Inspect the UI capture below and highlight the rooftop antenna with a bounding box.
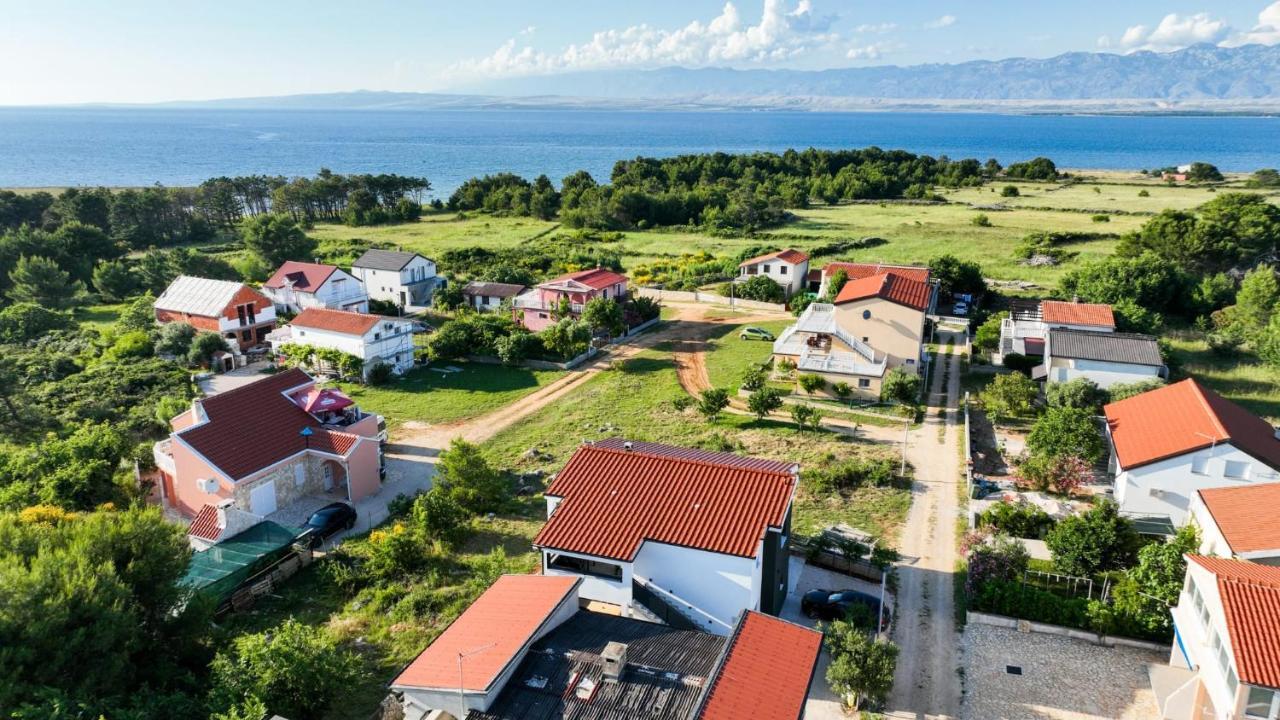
[458,643,497,720]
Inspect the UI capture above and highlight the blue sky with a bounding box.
[2,1,1279,105]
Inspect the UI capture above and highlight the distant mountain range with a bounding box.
[108,44,1280,114]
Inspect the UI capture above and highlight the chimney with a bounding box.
[215,498,234,530]
[191,398,207,423]
[623,441,633,451]
[601,642,628,683]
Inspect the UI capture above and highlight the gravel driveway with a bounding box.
[960,623,1164,720]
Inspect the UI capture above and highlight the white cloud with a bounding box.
[1223,1,1280,47]
[1104,11,1231,52]
[854,22,896,34]
[846,41,894,60]
[450,0,839,78]
[519,26,537,36]
[924,15,956,30]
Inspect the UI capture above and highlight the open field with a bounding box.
[942,180,1278,214]
[309,213,558,256]
[701,319,791,391]
[1164,331,1280,422]
[332,362,566,431]
[73,301,128,331]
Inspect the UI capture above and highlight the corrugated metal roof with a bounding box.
[535,443,796,561]
[462,281,526,298]
[393,575,580,692]
[1187,556,1280,689]
[1041,300,1116,328]
[1104,379,1280,471]
[1199,483,1280,554]
[155,275,252,317]
[697,611,822,720]
[1047,329,1162,366]
[352,249,424,271]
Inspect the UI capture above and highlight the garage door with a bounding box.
[249,480,277,515]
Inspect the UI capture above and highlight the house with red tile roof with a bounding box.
[535,439,798,634]
[513,267,629,332]
[262,260,368,314]
[270,307,418,379]
[994,298,1116,365]
[154,275,277,353]
[1191,483,1280,564]
[1103,379,1280,529]
[152,368,382,521]
[815,261,930,295]
[1161,556,1280,719]
[737,248,810,298]
[391,574,821,720]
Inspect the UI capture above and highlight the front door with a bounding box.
[249,480,277,515]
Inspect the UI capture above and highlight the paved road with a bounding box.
[884,332,965,720]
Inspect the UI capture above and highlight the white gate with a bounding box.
[249,480,277,515]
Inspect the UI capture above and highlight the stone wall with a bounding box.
[233,453,346,512]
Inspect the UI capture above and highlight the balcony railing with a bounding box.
[632,578,731,634]
[153,440,176,475]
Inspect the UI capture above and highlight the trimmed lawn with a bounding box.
[1164,331,1280,422]
[333,362,566,430]
[702,319,791,392]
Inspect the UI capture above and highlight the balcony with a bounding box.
[512,294,585,314]
[153,439,176,476]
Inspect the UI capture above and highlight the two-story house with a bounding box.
[813,261,930,297]
[154,275,277,352]
[1190,483,1280,565]
[535,439,797,635]
[274,307,417,379]
[391,574,822,720]
[512,267,628,332]
[1104,379,1280,528]
[262,260,368,314]
[151,369,382,520]
[1161,556,1280,720]
[994,299,1116,365]
[1036,329,1164,389]
[736,248,810,299]
[770,301,888,399]
[461,281,526,312]
[351,249,443,310]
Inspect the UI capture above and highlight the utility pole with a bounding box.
[457,643,496,720]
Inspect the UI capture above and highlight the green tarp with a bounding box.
[181,521,301,603]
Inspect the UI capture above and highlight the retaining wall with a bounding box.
[967,610,1171,653]
[635,287,786,312]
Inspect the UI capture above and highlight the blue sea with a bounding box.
[0,108,1276,196]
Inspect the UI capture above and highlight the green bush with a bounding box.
[1001,185,1020,197]
[798,373,826,395]
[972,579,1091,627]
[978,501,1056,538]
[366,362,395,385]
[804,457,896,494]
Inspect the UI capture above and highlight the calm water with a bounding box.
[0,108,1276,195]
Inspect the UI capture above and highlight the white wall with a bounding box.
[289,317,416,377]
[1190,493,1236,560]
[541,548,632,608]
[1046,357,1161,389]
[632,540,757,631]
[741,258,808,297]
[1115,443,1280,525]
[1170,561,1244,719]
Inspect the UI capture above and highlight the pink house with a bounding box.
[512,267,628,332]
[152,368,383,525]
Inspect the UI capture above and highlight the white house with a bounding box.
[460,281,525,312]
[736,248,810,299]
[1104,379,1280,529]
[995,299,1116,364]
[534,439,797,635]
[1191,483,1280,565]
[261,261,368,314]
[1036,328,1164,389]
[350,249,442,309]
[276,307,417,379]
[1160,555,1280,720]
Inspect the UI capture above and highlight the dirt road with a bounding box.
[884,332,964,720]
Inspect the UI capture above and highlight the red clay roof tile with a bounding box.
[833,272,932,311]
[1104,379,1280,471]
[535,442,797,561]
[1041,300,1116,328]
[188,504,222,542]
[698,611,822,720]
[291,307,384,335]
[263,261,338,291]
[393,574,580,692]
[739,248,810,267]
[543,267,629,291]
[1198,483,1280,555]
[1187,556,1280,689]
[821,262,930,283]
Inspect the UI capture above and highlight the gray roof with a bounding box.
[462,281,526,298]
[352,249,426,271]
[155,275,251,316]
[1048,329,1163,366]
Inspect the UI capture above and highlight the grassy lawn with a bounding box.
[1164,331,1280,422]
[702,320,791,392]
[333,362,566,430]
[309,213,559,259]
[73,301,128,331]
[941,180,1275,214]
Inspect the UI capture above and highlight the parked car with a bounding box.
[801,588,885,628]
[299,502,357,548]
[953,303,969,316]
[971,477,1001,499]
[740,326,776,341]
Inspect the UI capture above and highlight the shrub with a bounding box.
[1091,214,1111,223]
[1001,352,1039,374]
[364,522,429,579]
[978,500,1056,538]
[798,373,826,395]
[880,367,920,406]
[1107,378,1164,401]
[1015,453,1092,495]
[698,387,730,421]
[436,438,508,513]
[972,578,1090,627]
[495,332,542,366]
[824,621,898,711]
[410,488,471,545]
[790,403,823,431]
[982,372,1037,423]
[741,366,767,391]
[971,213,992,227]
[746,386,783,420]
[1138,189,1151,197]
[1027,406,1105,463]
[735,275,786,304]
[187,331,228,367]
[804,457,896,494]
[966,534,1030,594]
[1000,185,1020,197]
[0,302,73,342]
[832,381,852,400]
[1045,500,1139,576]
[1045,377,1105,412]
[366,362,395,385]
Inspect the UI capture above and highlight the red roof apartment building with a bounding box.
[154,275,277,352]
[391,574,821,720]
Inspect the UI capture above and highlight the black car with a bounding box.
[300,502,357,548]
[801,589,885,628]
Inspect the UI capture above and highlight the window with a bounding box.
[236,305,247,325]
[779,266,788,275]
[858,378,871,388]
[905,359,916,366]
[1246,686,1278,719]
[1225,460,1250,479]
[548,553,622,580]
[862,336,869,342]
[241,329,251,342]
[374,332,381,340]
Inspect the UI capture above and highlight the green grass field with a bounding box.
[331,362,566,430]
[1164,332,1280,422]
[942,180,1277,214]
[702,319,791,392]
[309,213,558,257]
[73,301,128,331]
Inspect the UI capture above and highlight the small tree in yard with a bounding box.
[1104,524,1199,638]
[1027,406,1106,464]
[698,387,730,421]
[880,367,920,406]
[824,620,898,711]
[1045,500,1139,577]
[982,372,1037,424]
[965,534,1031,593]
[1045,377,1106,412]
[1015,453,1092,495]
[188,331,229,367]
[790,403,823,431]
[798,373,826,395]
[582,296,625,337]
[747,386,783,420]
[832,381,852,401]
[436,438,508,513]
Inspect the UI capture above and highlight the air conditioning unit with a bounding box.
[196,477,219,494]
